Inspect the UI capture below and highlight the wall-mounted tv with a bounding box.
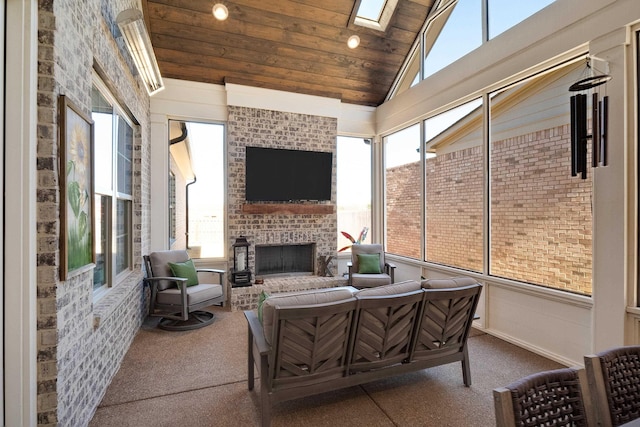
[245,146,333,202]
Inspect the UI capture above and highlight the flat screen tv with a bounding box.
[245,146,333,202]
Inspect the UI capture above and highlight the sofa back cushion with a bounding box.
[421,276,479,289]
[262,287,355,344]
[355,280,421,297]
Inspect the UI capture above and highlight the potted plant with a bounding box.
[338,226,369,252]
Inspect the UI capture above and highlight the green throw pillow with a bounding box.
[168,259,199,288]
[257,290,270,323]
[357,253,381,274]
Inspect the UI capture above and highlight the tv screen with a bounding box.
[245,147,333,202]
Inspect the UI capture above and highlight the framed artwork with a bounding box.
[59,95,95,280]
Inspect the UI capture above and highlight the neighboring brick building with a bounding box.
[385,161,422,260]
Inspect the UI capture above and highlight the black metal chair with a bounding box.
[143,250,225,331]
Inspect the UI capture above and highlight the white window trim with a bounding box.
[92,73,136,297]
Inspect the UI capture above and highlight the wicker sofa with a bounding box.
[244,277,483,426]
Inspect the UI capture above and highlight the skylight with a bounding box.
[352,0,398,32]
[356,0,387,23]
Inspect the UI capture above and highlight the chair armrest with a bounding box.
[144,276,188,287]
[196,268,225,274]
[196,268,225,286]
[384,262,396,283]
[244,310,270,356]
[347,262,353,285]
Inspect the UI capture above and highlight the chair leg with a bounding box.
[462,346,471,386]
[248,326,255,391]
[260,355,270,427]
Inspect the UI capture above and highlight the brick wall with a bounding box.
[425,146,483,271]
[226,106,338,303]
[385,123,592,295]
[385,162,422,259]
[37,0,150,425]
[491,124,592,294]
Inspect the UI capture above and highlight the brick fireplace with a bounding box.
[226,105,343,309]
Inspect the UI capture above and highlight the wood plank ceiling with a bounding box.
[141,0,435,106]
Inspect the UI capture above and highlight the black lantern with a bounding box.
[231,236,252,287]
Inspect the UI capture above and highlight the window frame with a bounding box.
[336,135,373,253]
[92,74,136,296]
[387,0,557,101]
[382,123,423,260]
[382,56,594,297]
[167,119,227,259]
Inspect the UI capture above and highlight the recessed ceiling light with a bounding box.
[212,3,229,21]
[347,35,360,49]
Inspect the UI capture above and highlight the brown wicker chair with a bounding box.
[493,367,594,427]
[584,345,640,426]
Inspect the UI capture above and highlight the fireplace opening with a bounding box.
[255,243,315,276]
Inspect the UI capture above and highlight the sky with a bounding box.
[424,0,555,78]
[337,136,372,206]
[185,122,225,215]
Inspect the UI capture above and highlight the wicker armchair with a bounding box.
[493,367,594,427]
[584,345,640,426]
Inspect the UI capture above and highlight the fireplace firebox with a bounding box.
[255,243,315,276]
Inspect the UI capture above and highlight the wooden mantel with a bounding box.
[241,203,335,215]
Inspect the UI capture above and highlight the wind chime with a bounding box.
[569,57,611,179]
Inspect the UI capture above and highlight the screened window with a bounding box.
[488,0,555,39]
[383,55,594,296]
[92,78,135,292]
[388,0,557,98]
[424,99,483,271]
[424,0,482,80]
[168,120,225,258]
[489,61,592,295]
[337,136,372,252]
[384,124,421,259]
